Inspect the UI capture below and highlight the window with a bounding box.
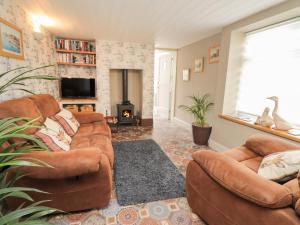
[236,18,300,126]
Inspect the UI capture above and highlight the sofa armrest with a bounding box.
[73,112,104,124]
[13,147,104,179]
[245,135,300,156]
[192,150,292,208]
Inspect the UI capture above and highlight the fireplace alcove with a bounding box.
[110,69,143,123]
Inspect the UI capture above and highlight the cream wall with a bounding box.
[0,0,59,102]
[175,34,221,124]
[175,0,300,149]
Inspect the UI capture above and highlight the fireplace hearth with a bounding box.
[117,69,136,124]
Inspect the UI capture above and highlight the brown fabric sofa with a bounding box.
[186,135,300,225]
[0,94,113,212]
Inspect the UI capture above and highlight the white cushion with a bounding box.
[258,150,300,182]
[52,108,80,136]
[35,118,72,151]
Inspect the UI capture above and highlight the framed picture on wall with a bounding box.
[209,45,220,64]
[0,17,24,60]
[182,69,190,81]
[195,57,204,73]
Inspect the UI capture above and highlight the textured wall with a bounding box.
[96,40,154,118]
[57,65,96,79]
[0,0,59,102]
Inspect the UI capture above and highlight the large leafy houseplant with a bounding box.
[0,66,58,224]
[179,94,214,145]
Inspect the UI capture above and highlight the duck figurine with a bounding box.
[267,96,293,131]
[255,107,274,127]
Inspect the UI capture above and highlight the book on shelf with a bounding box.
[57,53,96,65]
[55,38,95,52]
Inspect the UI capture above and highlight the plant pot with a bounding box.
[192,124,212,145]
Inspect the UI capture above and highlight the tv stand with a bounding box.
[60,98,98,113]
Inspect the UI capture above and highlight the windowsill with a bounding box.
[219,114,300,143]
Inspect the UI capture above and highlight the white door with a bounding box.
[156,54,172,119]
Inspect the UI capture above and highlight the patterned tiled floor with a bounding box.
[48,119,208,225]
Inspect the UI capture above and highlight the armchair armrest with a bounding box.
[192,150,292,208]
[13,147,104,179]
[245,135,300,156]
[73,112,104,124]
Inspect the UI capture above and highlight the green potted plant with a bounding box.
[0,66,58,224]
[179,94,214,145]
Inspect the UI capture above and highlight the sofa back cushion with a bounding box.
[0,97,44,135]
[245,135,300,156]
[29,94,60,118]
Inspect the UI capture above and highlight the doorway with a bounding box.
[154,49,177,120]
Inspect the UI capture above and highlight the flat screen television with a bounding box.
[61,78,96,98]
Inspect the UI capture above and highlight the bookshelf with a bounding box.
[56,38,97,112]
[55,38,96,66]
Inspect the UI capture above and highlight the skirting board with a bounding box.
[173,117,191,131]
[173,117,229,152]
[141,118,153,126]
[208,139,228,152]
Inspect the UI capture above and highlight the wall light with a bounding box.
[31,15,55,33]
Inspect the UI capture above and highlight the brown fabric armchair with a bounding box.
[1,94,113,212]
[186,135,300,225]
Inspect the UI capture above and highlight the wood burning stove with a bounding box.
[117,69,136,124]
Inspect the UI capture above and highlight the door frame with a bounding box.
[155,48,177,120]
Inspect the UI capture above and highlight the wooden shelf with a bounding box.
[60,98,98,103]
[57,62,96,67]
[219,114,300,143]
[56,49,96,55]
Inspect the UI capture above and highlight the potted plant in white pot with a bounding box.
[179,94,214,145]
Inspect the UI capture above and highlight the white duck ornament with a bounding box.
[255,107,274,127]
[267,96,293,131]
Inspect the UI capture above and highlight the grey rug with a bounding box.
[113,139,185,206]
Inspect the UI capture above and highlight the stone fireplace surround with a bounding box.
[96,40,154,121]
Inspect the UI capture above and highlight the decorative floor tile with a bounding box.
[147,202,170,220]
[117,207,139,225]
[48,119,207,225]
[138,209,149,218]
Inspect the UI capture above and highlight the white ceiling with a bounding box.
[20,0,285,48]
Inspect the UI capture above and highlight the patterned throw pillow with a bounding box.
[35,118,72,152]
[52,108,80,136]
[258,150,300,182]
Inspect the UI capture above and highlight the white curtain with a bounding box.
[237,18,300,125]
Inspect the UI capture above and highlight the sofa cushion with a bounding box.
[224,146,259,162]
[36,118,71,152]
[258,150,300,182]
[73,112,104,124]
[71,134,113,167]
[245,135,300,156]
[0,97,44,135]
[13,147,104,179]
[192,150,293,208]
[240,156,263,172]
[52,109,80,136]
[29,94,60,118]
[75,122,111,139]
